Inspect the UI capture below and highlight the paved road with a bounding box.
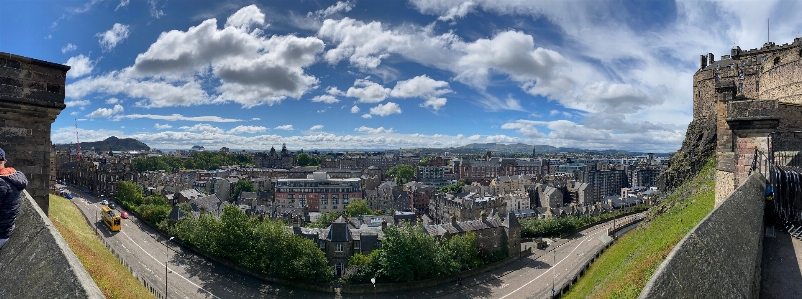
[61,184,643,299]
[62,185,328,299]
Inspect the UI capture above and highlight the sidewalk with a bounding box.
[761,227,802,299]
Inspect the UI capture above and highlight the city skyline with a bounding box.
[4,0,801,152]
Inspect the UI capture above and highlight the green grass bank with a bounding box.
[563,156,716,299]
[48,195,155,299]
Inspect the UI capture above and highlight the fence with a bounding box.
[763,132,802,229]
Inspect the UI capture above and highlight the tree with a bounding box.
[439,184,462,194]
[346,199,373,217]
[231,179,255,202]
[377,224,445,282]
[116,181,144,208]
[296,152,313,166]
[386,164,415,185]
[307,211,340,228]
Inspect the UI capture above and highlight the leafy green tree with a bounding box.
[116,181,144,208]
[346,199,373,217]
[439,184,462,194]
[377,224,445,282]
[386,164,415,185]
[231,179,255,202]
[307,211,341,228]
[296,152,313,166]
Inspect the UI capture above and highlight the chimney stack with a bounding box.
[700,55,708,69]
[480,210,487,221]
[708,53,715,64]
[450,214,457,225]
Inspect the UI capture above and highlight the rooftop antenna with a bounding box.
[767,18,770,43]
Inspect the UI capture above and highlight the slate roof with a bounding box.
[327,222,352,242]
[189,194,222,217]
[167,205,184,221]
[423,217,505,237]
[359,234,380,252]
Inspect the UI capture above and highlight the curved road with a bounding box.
[63,184,644,299]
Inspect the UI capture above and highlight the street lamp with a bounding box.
[371,277,376,299]
[166,236,174,298]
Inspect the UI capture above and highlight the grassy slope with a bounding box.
[563,156,715,299]
[49,195,155,299]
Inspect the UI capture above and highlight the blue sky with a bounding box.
[3,0,802,152]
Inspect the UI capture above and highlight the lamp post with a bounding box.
[166,236,174,298]
[371,277,376,299]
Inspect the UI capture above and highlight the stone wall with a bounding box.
[0,190,104,298]
[639,172,765,299]
[0,52,69,214]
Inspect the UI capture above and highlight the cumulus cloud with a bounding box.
[225,4,266,31]
[118,114,242,122]
[421,97,447,110]
[70,111,79,116]
[61,43,77,53]
[361,113,372,118]
[346,79,391,103]
[390,75,451,98]
[368,102,402,116]
[326,86,345,96]
[308,1,355,18]
[179,123,224,134]
[311,95,340,103]
[65,100,90,107]
[87,104,124,118]
[275,124,294,130]
[351,105,360,113]
[437,1,474,22]
[154,123,172,129]
[106,98,121,104]
[355,126,394,134]
[229,125,268,134]
[65,54,95,78]
[309,125,324,130]
[96,23,130,52]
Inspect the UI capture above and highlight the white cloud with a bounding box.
[61,43,77,53]
[351,105,360,113]
[115,0,129,11]
[346,79,390,103]
[390,75,451,98]
[67,70,213,108]
[308,1,355,18]
[275,124,294,130]
[96,23,130,52]
[467,134,481,141]
[309,125,324,130]
[179,123,224,134]
[154,123,172,129]
[118,114,242,122]
[368,102,402,117]
[148,0,165,19]
[229,125,268,134]
[225,4,265,31]
[105,98,120,104]
[437,1,474,22]
[87,104,124,118]
[355,126,394,134]
[251,117,261,121]
[326,86,345,96]
[500,120,546,138]
[311,95,340,103]
[65,100,90,107]
[361,113,372,118]
[421,97,447,111]
[65,54,95,78]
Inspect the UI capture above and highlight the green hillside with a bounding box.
[563,155,716,299]
[55,136,150,152]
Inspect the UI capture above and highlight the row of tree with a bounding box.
[115,181,172,227]
[518,205,649,238]
[132,151,254,172]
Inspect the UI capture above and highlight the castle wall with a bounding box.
[0,52,69,213]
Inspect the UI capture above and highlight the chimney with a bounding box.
[480,210,487,221]
[708,53,715,64]
[450,214,457,225]
[700,55,708,69]
[293,215,299,228]
[381,218,387,230]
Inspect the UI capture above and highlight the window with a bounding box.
[288,194,294,199]
[321,194,327,199]
[319,241,325,250]
[343,194,349,199]
[774,57,781,65]
[756,81,760,92]
[332,198,339,205]
[354,241,360,251]
[333,205,338,210]
[322,199,328,205]
[738,83,743,93]
[336,243,344,252]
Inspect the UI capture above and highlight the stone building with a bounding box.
[428,191,507,224]
[1,52,70,213]
[694,38,802,204]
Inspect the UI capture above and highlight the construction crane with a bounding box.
[75,118,82,160]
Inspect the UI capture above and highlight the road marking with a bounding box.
[499,222,604,299]
[120,230,221,298]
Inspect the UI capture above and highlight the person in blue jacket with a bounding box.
[0,148,28,249]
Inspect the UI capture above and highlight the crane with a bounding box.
[75,118,82,160]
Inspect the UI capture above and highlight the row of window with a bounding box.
[277,188,358,193]
[286,194,349,200]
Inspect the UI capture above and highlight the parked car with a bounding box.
[120,211,129,219]
[101,199,109,206]
[66,193,73,200]
[109,202,116,210]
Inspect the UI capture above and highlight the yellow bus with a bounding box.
[101,206,122,232]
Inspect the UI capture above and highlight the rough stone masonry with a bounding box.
[0,52,70,214]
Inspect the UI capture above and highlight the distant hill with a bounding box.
[55,136,150,152]
[449,143,667,157]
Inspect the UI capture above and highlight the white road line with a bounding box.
[120,230,221,299]
[499,224,604,299]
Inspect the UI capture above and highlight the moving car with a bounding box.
[120,211,129,219]
[101,199,109,205]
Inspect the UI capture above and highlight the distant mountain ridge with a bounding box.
[54,136,150,152]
